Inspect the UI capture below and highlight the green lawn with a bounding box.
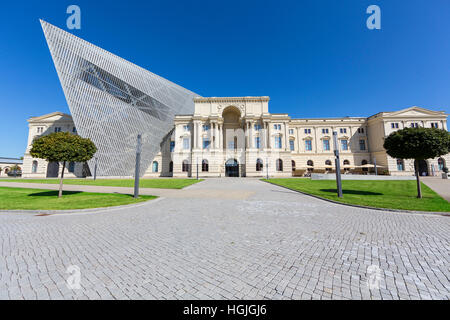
[263,178,450,212]
[0,187,156,210]
[0,178,202,189]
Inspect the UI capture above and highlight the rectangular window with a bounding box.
[359,139,366,151]
[431,122,439,128]
[305,140,312,151]
[54,127,61,133]
[341,140,348,151]
[170,141,175,152]
[391,123,399,129]
[72,127,77,133]
[410,123,419,128]
[228,140,235,150]
[274,136,282,149]
[255,137,260,149]
[183,125,190,132]
[202,138,210,149]
[340,128,347,134]
[289,140,295,151]
[322,128,329,134]
[289,129,294,135]
[304,128,311,134]
[323,139,330,151]
[202,125,209,131]
[357,128,365,134]
[183,138,190,150]
[254,124,261,131]
[273,124,281,130]
[37,127,43,134]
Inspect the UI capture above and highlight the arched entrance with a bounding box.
[417,160,429,176]
[46,162,59,178]
[225,158,239,177]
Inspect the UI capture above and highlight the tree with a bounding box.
[30,132,97,198]
[384,127,450,198]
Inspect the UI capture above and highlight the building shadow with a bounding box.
[28,190,83,197]
[319,189,383,196]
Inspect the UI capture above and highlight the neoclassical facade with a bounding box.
[22,97,449,179]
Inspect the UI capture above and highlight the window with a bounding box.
[341,139,348,151]
[202,124,209,131]
[202,159,209,172]
[203,138,210,150]
[291,160,296,171]
[68,161,75,173]
[357,128,364,134]
[37,127,44,134]
[323,139,330,151]
[362,159,368,172]
[169,161,173,173]
[32,161,38,173]
[343,160,350,165]
[307,160,314,172]
[255,137,261,149]
[228,140,235,150]
[289,129,294,135]
[410,123,419,128]
[274,124,281,130]
[256,159,263,172]
[275,136,282,149]
[359,139,366,151]
[276,159,283,171]
[322,128,329,134]
[305,140,312,151]
[152,161,158,172]
[183,125,190,132]
[304,128,311,134]
[438,158,445,171]
[396,159,404,171]
[431,122,439,128]
[170,141,175,152]
[254,124,261,131]
[391,123,399,129]
[72,127,77,133]
[289,140,295,151]
[340,128,347,134]
[183,138,190,150]
[182,160,190,172]
[54,127,61,133]
[325,159,332,172]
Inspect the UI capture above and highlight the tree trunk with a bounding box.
[58,161,66,198]
[414,159,422,199]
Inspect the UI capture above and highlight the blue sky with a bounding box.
[1,0,449,157]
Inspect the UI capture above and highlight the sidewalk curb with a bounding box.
[262,180,450,217]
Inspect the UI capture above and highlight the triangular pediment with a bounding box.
[386,106,446,118]
[28,111,73,123]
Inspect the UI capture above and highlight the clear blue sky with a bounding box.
[1,0,449,157]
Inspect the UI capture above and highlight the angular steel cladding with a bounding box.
[40,20,199,177]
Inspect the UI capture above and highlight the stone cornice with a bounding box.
[194,96,270,103]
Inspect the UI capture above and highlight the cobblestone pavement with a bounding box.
[0,178,449,300]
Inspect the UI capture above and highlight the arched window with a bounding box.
[438,158,445,171]
[276,159,283,172]
[396,159,404,171]
[202,159,209,172]
[343,160,350,165]
[256,159,263,172]
[182,160,190,172]
[152,161,158,172]
[169,161,173,173]
[32,161,38,173]
[291,160,296,171]
[68,161,75,173]
[325,160,332,166]
[307,160,314,172]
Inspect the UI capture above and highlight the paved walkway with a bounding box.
[422,177,450,202]
[0,178,449,300]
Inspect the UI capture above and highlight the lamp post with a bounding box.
[93,157,98,180]
[134,134,142,198]
[333,132,343,198]
[196,157,199,180]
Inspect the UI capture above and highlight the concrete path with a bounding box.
[422,177,450,202]
[0,178,449,300]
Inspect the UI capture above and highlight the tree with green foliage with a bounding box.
[30,132,97,197]
[384,127,450,198]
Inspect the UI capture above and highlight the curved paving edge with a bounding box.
[262,180,450,217]
[0,197,162,215]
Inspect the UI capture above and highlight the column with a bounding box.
[267,122,272,149]
[284,123,289,151]
[249,121,253,149]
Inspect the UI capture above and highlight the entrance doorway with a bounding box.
[225,159,239,177]
[417,160,429,176]
[46,162,59,178]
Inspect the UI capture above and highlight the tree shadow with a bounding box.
[319,189,383,196]
[28,190,83,197]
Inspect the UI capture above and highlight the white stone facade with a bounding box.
[22,99,449,178]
